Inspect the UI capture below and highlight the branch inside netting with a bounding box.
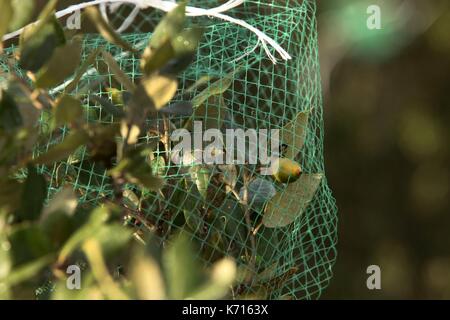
[2,0,291,64]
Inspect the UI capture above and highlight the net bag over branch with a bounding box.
[1,0,337,299]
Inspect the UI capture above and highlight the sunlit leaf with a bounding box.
[120,121,140,145]
[189,257,236,299]
[150,155,166,177]
[150,2,186,49]
[131,252,166,300]
[263,173,323,228]
[141,75,178,110]
[123,189,140,210]
[171,27,204,55]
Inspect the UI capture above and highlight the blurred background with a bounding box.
[27,0,450,299]
[317,0,450,299]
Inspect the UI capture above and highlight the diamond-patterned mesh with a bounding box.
[1,0,337,299]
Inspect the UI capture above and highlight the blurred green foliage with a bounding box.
[318,0,450,299]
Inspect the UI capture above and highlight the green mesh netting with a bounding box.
[1,0,337,299]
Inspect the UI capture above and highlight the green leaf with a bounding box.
[163,233,204,299]
[101,51,135,92]
[0,230,11,281]
[0,89,23,133]
[192,74,233,108]
[58,206,109,264]
[16,165,47,222]
[189,165,211,200]
[35,38,82,89]
[40,188,77,249]
[85,6,137,53]
[8,224,52,266]
[141,39,176,76]
[53,95,83,128]
[160,53,195,76]
[109,147,164,191]
[142,75,178,110]
[43,188,78,218]
[82,238,129,300]
[6,254,54,287]
[282,110,310,160]
[263,173,323,228]
[179,180,204,234]
[0,0,13,45]
[8,0,35,31]
[0,179,22,213]
[150,155,166,177]
[185,75,212,94]
[123,189,140,210]
[150,2,187,49]
[33,130,89,165]
[146,26,204,76]
[171,27,204,55]
[189,258,236,300]
[19,15,65,72]
[131,253,166,300]
[94,224,132,258]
